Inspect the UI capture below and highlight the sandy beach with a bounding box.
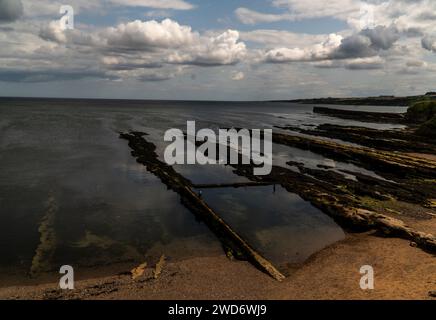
[1,230,434,300]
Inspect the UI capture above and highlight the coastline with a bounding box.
[0,99,434,300]
[1,231,435,300]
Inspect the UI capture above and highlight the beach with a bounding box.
[1,232,435,300]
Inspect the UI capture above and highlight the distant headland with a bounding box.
[280,92,436,106]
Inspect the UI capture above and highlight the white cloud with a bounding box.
[37,18,247,70]
[104,19,198,49]
[236,0,436,42]
[264,34,343,62]
[262,24,408,69]
[103,20,246,66]
[39,20,67,43]
[167,30,246,66]
[235,7,293,25]
[3,0,436,92]
[422,36,436,53]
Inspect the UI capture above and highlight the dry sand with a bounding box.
[1,231,435,300]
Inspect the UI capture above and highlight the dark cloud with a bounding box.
[422,36,436,52]
[0,69,118,83]
[360,26,400,50]
[332,34,375,59]
[333,26,400,60]
[265,25,402,66]
[0,0,23,23]
[104,62,163,71]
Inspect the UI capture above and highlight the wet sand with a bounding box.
[1,231,434,300]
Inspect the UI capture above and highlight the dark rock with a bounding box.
[313,107,405,123]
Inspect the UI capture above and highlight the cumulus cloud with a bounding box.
[422,36,436,52]
[331,34,375,59]
[264,26,402,65]
[237,0,436,41]
[0,0,23,22]
[39,21,68,43]
[4,0,435,88]
[360,26,400,51]
[104,19,198,50]
[38,18,247,71]
[264,34,343,62]
[167,30,246,66]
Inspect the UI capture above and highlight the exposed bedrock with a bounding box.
[313,107,405,123]
[230,164,436,253]
[120,129,435,279]
[276,124,436,154]
[272,133,436,181]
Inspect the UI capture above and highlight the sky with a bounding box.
[0,0,435,100]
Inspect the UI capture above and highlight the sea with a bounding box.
[0,97,407,285]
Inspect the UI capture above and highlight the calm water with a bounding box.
[0,98,405,284]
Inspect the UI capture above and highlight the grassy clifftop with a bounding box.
[406,101,436,138]
[406,101,436,123]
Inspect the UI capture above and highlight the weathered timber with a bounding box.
[120,132,285,281]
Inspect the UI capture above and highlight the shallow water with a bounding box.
[0,98,402,284]
[199,185,345,268]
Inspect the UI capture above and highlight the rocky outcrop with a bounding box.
[276,124,436,153]
[313,107,405,123]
